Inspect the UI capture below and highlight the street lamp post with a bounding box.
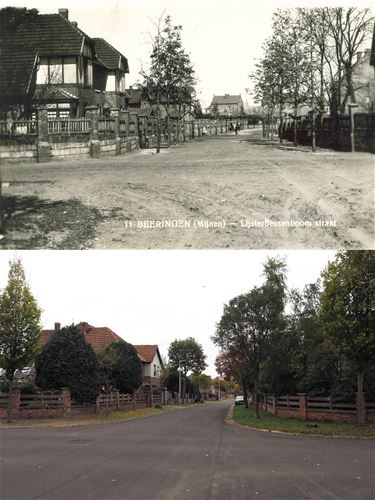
[348,103,359,152]
[178,365,181,404]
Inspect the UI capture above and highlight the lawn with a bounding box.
[0,405,186,428]
[232,404,375,438]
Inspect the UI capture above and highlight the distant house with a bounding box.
[125,86,146,109]
[206,94,244,116]
[0,8,129,118]
[340,49,375,113]
[371,23,375,71]
[133,345,164,389]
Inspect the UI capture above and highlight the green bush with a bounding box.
[35,324,101,403]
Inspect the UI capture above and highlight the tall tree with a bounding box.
[0,258,42,420]
[168,337,207,400]
[320,251,375,424]
[213,257,287,418]
[140,14,196,151]
[98,340,142,394]
[35,324,101,404]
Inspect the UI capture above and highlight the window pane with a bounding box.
[106,74,116,91]
[64,63,76,83]
[49,57,63,84]
[36,64,49,84]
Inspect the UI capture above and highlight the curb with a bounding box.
[226,404,375,440]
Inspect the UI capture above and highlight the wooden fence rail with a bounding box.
[48,118,90,135]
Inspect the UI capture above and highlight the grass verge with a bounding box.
[0,405,185,428]
[232,404,375,438]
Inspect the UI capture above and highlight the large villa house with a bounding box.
[17,322,164,392]
[0,7,129,118]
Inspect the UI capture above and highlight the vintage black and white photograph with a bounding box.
[0,0,374,249]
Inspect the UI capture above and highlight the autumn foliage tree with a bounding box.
[0,258,42,420]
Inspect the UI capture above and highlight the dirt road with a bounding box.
[1,129,374,249]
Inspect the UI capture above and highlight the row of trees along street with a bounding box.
[139,14,198,153]
[213,251,375,424]
[0,258,212,420]
[249,7,374,148]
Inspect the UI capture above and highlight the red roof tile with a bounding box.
[39,322,123,352]
[133,345,159,364]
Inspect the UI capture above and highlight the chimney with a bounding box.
[71,21,78,27]
[58,8,69,20]
[54,322,61,331]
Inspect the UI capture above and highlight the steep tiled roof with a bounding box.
[0,10,96,99]
[2,13,91,55]
[133,345,161,364]
[93,38,129,72]
[211,94,243,105]
[39,322,123,352]
[76,322,123,351]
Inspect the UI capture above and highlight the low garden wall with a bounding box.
[0,110,251,163]
[259,394,375,424]
[0,387,162,419]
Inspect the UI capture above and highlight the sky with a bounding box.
[1,0,372,109]
[0,250,336,376]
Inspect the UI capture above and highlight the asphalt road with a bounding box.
[1,402,374,500]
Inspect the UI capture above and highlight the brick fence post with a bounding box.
[96,394,101,414]
[111,109,121,156]
[356,392,366,424]
[61,387,71,417]
[298,393,308,420]
[9,388,21,418]
[85,105,100,158]
[36,107,50,163]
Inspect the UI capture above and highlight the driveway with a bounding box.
[1,401,373,499]
[1,129,374,249]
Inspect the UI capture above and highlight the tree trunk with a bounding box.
[279,108,283,144]
[242,380,248,408]
[357,369,365,425]
[293,106,298,147]
[7,375,14,423]
[156,96,161,154]
[253,378,260,419]
[182,371,187,403]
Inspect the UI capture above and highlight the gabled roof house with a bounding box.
[0,7,128,118]
[36,322,163,389]
[207,94,244,116]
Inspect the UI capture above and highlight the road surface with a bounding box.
[1,129,374,249]
[1,402,374,499]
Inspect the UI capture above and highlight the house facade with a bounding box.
[133,345,164,389]
[207,94,244,116]
[340,49,375,113]
[0,8,128,118]
[92,38,129,113]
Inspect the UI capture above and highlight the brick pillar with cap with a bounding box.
[85,105,100,158]
[37,107,50,163]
